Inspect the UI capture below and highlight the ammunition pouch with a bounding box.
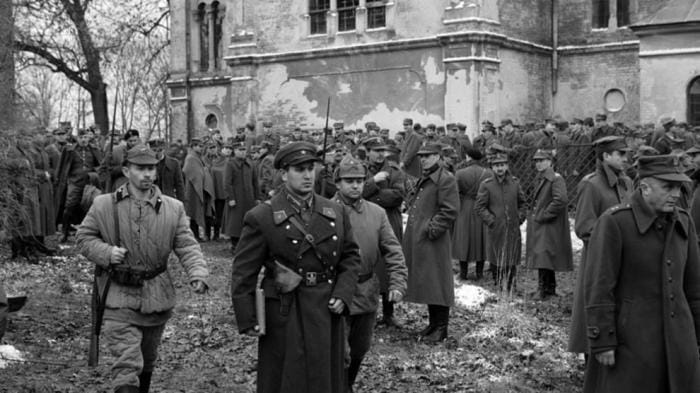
[109,264,167,287]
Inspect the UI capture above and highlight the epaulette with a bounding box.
[482,177,493,183]
[321,207,337,219]
[273,210,288,225]
[554,172,562,178]
[581,172,596,181]
[606,203,631,215]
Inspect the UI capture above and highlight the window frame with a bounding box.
[366,0,387,30]
[309,0,330,35]
[591,0,610,29]
[337,0,359,32]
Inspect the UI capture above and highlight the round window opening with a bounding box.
[604,89,626,113]
[205,114,218,129]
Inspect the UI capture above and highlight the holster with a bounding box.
[273,260,302,293]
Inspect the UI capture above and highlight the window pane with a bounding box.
[592,0,609,29]
[310,12,327,34]
[337,0,358,32]
[617,0,630,27]
[367,5,386,29]
[310,0,330,11]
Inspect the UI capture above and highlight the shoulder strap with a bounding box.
[288,215,325,265]
[111,193,120,247]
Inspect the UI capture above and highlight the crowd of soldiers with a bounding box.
[4,111,700,393]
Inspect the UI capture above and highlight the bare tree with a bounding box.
[13,0,169,134]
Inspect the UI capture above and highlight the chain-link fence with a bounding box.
[505,144,597,212]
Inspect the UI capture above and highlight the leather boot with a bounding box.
[347,358,362,389]
[459,261,469,280]
[213,227,220,241]
[139,371,152,393]
[417,306,437,336]
[114,386,138,393]
[475,261,484,280]
[60,213,71,243]
[424,306,448,343]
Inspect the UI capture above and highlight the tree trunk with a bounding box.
[90,81,109,135]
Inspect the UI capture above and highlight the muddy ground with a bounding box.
[1,235,584,393]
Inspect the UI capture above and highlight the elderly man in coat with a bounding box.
[331,155,407,392]
[525,149,573,300]
[568,136,632,355]
[403,143,459,343]
[475,152,526,292]
[452,148,491,280]
[583,154,700,393]
[231,142,361,393]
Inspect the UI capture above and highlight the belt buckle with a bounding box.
[305,272,317,286]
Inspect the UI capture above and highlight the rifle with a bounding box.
[320,97,332,196]
[88,194,119,366]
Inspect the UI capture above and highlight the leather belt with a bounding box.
[301,271,334,286]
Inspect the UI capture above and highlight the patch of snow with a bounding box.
[454,281,496,310]
[0,345,25,369]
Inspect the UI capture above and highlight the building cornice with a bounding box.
[630,21,700,36]
[224,31,553,66]
[557,40,640,55]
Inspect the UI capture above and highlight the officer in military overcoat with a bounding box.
[231,141,361,393]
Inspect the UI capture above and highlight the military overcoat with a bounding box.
[583,191,700,393]
[525,167,573,271]
[403,165,459,307]
[568,162,632,353]
[222,157,258,238]
[231,190,361,393]
[475,172,526,267]
[452,161,491,262]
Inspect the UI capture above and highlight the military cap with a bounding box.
[417,143,442,155]
[465,148,483,161]
[660,116,676,127]
[364,136,387,150]
[333,122,344,129]
[396,131,406,137]
[260,140,274,149]
[262,121,273,128]
[147,139,166,148]
[572,118,583,124]
[403,118,413,126]
[232,142,247,150]
[190,138,203,146]
[380,128,390,135]
[441,145,457,157]
[274,141,320,169]
[426,123,436,130]
[488,143,509,155]
[501,119,513,126]
[595,113,607,121]
[593,135,629,153]
[436,126,445,134]
[489,153,509,164]
[125,144,158,165]
[457,123,467,131]
[533,149,554,160]
[637,154,691,182]
[52,128,67,135]
[221,142,234,150]
[482,120,494,127]
[386,141,401,155]
[633,145,659,160]
[446,123,456,130]
[365,121,377,129]
[77,128,91,136]
[413,123,422,132]
[335,155,366,180]
[249,145,261,153]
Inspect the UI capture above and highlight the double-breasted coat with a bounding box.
[568,162,632,353]
[475,172,526,267]
[403,165,459,307]
[231,190,361,393]
[583,190,700,393]
[452,161,492,262]
[223,156,258,239]
[525,167,573,271]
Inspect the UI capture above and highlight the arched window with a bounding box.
[197,3,209,72]
[205,114,218,129]
[689,77,700,126]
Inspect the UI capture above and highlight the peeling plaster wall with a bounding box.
[639,32,700,124]
[190,84,234,137]
[554,49,640,124]
[254,48,446,134]
[497,49,551,124]
[170,102,189,143]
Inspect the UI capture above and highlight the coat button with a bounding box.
[292,239,298,244]
[330,222,335,227]
[667,259,671,266]
[668,277,673,283]
[670,294,675,301]
[298,268,303,273]
[328,279,333,284]
[671,312,675,318]
[286,225,291,230]
[332,251,337,256]
[332,235,338,241]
